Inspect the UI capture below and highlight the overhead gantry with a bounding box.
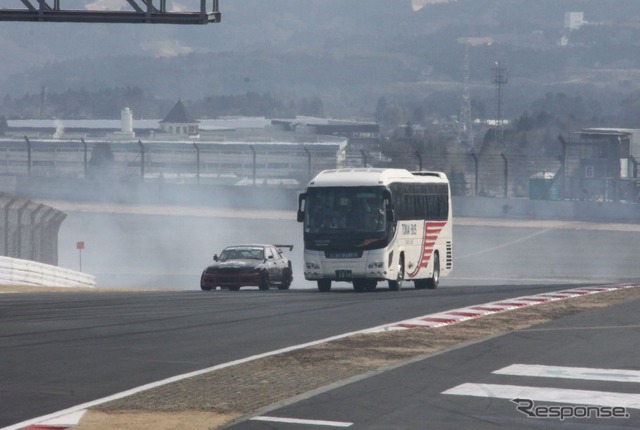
[0,0,220,25]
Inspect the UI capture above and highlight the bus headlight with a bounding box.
[368,262,384,269]
[306,262,320,269]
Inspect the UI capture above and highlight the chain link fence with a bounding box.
[372,150,563,199]
[0,137,345,187]
[1,137,639,204]
[0,193,66,265]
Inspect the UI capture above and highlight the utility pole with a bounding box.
[492,61,508,147]
[459,43,473,148]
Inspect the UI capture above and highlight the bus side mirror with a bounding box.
[383,189,394,222]
[386,207,395,222]
[297,192,307,223]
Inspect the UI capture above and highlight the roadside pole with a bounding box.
[76,241,85,272]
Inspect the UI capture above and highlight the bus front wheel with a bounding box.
[388,255,404,291]
[317,279,331,292]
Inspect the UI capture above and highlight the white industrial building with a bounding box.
[1,103,349,187]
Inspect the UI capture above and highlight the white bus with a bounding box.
[297,168,453,292]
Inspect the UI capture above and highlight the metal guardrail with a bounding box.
[0,256,95,288]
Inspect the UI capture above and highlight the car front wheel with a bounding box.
[279,264,293,290]
[317,279,331,292]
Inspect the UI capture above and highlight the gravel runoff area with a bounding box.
[41,285,638,430]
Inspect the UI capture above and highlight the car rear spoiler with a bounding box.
[275,244,294,251]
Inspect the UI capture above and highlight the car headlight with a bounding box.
[368,262,384,269]
[306,262,320,269]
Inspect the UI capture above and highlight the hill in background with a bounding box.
[1,0,640,119]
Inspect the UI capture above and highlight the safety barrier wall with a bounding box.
[453,196,640,223]
[0,256,96,288]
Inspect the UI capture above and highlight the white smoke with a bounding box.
[53,120,64,139]
[411,0,456,12]
[140,40,195,58]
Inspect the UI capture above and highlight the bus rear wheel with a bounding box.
[317,279,331,292]
[425,253,440,289]
[414,253,440,289]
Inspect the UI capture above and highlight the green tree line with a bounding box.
[1,87,325,120]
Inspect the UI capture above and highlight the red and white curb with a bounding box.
[363,284,637,333]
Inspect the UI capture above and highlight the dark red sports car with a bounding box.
[200,244,293,291]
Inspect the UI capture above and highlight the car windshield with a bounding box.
[304,186,387,234]
[219,247,264,260]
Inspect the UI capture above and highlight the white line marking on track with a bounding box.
[26,410,86,427]
[455,228,552,260]
[495,364,640,383]
[251,416,353,427]
[443,383,640,409]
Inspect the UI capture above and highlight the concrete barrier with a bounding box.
[453,196,640,223]
[0,256,95,288]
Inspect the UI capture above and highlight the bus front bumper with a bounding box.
[303,250,390,281]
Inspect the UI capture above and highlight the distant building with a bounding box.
[271,117,379,150]
[564,12,585,31]
[110,107,135,140]
[560,128,639,202]
[0,113,348,187]
[159,99,199,137]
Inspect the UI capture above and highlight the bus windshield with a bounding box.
[304,186,387,234]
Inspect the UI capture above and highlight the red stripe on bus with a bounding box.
[407,220,447,278]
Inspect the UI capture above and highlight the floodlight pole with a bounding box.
[249,145,256,186]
